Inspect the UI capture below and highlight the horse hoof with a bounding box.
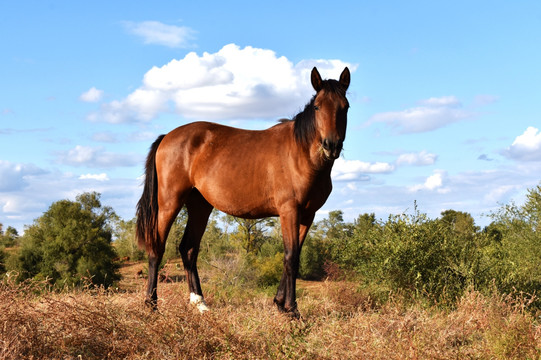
[286,308,301,319]
[145,298,158,311]
[190,293,210,313]
[274,298,286,313]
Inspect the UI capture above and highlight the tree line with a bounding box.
[1,185,540,307]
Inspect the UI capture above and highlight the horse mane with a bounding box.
[289,79,348,148]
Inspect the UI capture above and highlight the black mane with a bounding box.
[290,79,348,147]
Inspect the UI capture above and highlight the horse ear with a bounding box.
[339,67,350,90]
[311,67,323,92]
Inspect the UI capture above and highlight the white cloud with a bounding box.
[418,96,460,107]
[332,158,395,181]
[368,96,473,134]
[56,145,141,168]
[1,195,44,214]
[92,132,118,143]
[503,126,541,161]
[123,21,196,48]
[79,173,109,181]
[483,185,518,204]
[396,150,437,166]
[80,87,104,102]
[0,161,46,191]
[90,44,355,123]
[0,170,142,233]
[409,170,450,193]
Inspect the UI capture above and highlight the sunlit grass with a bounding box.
[1,263,540,359]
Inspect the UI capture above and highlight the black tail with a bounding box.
[136,135,166,257]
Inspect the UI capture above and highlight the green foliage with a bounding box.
[363,209,488,304]
[318,207,491,304]
[224,215,272,254]
[162,207,188,261]
[0,246,6,275]
[313,185,541,308]
[255,252,283,287]
[299,234,326,280]
[113,218,146,261]
[484,185,541,298]
[0,224,19,247]
[11,192,119,288]
[199,210,233,261]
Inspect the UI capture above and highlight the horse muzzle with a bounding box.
[321,138,343,160]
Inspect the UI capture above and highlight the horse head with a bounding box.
[311,67,350,160]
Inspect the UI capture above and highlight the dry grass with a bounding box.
[1,264,541,359]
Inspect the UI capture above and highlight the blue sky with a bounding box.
[1,1,541,232]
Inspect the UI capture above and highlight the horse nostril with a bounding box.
[322,139,330,150]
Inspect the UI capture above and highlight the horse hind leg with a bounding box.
[179,189,213,312]
[145,192,187,310]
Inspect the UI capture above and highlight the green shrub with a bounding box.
[11,192,119,288]
[256,252,283,287]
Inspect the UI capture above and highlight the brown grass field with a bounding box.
[1,260,541,359]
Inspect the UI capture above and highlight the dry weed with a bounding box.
[1,275,541,359]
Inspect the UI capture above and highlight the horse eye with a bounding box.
[314,105,320,111]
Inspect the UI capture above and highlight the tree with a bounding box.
[439,210,479,237]
[114,218,146,261]
[199,209,232,260]
[486,184,541,297]
[225,215,271,254]
[0,224,19,247]
[163,207,188,261]
[14,192,119,288]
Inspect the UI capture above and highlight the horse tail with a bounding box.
[136,134,166,257]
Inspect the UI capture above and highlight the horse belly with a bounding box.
[192,151,281,219]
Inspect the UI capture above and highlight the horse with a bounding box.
[136,67,350,317]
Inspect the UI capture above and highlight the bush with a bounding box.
[322,207,491,306]
[299,235,326,280]
[113,218,146,261]
[484,185,541,300]
[10,192,120,288]
[256,252,283,287]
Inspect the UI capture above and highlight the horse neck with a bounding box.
[308,139,335,172]
[290,128,334,175]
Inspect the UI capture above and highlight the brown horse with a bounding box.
[136,67,350,317]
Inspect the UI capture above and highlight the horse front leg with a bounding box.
[145,251,164,310]
[275,207,302,318]
[274,213,314,316]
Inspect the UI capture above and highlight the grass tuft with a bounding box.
[1,265,541,359]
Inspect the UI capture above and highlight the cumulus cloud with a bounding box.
[0,161,46,191]
[332,158,395,181]
[368,96,473,134]
[502,126,541,161]
[396,150,437,166]
[90,44,355,123]
[0,169,142,232]
[79,173,109,181]
[409,170,450,193]
[123,20,196,48]
[56,145,141,168]
[80,87,104,102]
